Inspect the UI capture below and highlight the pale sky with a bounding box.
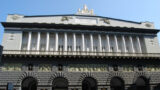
[0,0,160,44]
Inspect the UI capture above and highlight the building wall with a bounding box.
[2,29,160,53]
[6,14,155,29]
[0,57,160,90]
[144,35,160,53]
[2,30,22,50]
[0,45,2,62]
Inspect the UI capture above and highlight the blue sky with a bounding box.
[0,0,160,44]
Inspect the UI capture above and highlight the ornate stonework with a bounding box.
[61,16,73,21]
[77,5,95,15]
[100,18,110,24]
[11,15,20,20]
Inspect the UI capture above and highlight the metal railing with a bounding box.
[2,50,160,58]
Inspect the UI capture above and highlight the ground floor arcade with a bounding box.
[3,76,159,90]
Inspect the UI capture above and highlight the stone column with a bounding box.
[73,33,76,51]
[98,34,102,51]
[55,33,59,51]
[46,32,50,51]
[129,36,135,53]
[90,34,93,51]
[106,35,110,52]
[122,35,127,52]
[64,33,67,51]
[27,32,32,50]
[136,36,142,53]
[37,32,40,51]
[114,35,118,52]
[82,34,85,51]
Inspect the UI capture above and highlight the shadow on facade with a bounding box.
[110,77,124,90]
[82,77,97,90]
[21,77,37,90]
[127,76,150,90]
[52,77,68,90]
[154,84,160,90]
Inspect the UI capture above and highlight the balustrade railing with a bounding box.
[2,50,160,58]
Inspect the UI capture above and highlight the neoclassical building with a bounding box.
[0,5,160,90]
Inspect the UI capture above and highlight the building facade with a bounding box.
[0,5,160,90]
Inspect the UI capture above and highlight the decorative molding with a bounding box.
[16,72,39,85]
[61,16,72,21]
[77,5,95,15]
[11,15,20,20]
[48,72,68,85]
[132,72,149,83]
[78,72,98,85]
[145,23,152,27]
[100,18,110,24]
[106,72,125,85]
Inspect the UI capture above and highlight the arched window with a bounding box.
[82,77,97,90]
[52,77,68,90]
[135,76,149,90]
[110,77,124,90]
[28,64,33,71]
[22,77,37,90]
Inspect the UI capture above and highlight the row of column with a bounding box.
[25,32,142,53]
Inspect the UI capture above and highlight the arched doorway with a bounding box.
[82,77,97,90]
[52,77,68,90]
[154,84,160,90]
[135,76,149,90]
[21,77,37,90]
[110,77,124,90]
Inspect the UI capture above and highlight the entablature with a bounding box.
[2,50,160,59]
[2,22,159,34]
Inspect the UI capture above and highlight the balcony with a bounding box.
[2,50,160,58]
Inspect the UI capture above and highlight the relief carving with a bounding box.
[100,18,110,24]
[61,16,72,21]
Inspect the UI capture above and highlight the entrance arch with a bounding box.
[21,77,37,90]
[135,76,149,90]
[82,77,97,90]
[110,77,124,90]
[52,77,68,90]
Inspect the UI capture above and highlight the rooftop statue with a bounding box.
[77,4,95,15]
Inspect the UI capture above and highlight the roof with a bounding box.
[22,14,142,24]
[1,22,159,34]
